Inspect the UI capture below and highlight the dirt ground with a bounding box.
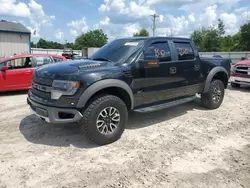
[0,85,250,188]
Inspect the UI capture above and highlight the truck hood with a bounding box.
[235,60,250,66]
[35,59,117,78]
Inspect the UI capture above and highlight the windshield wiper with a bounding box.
[92,57,114,63]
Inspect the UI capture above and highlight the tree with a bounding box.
[218,18,225,37]
[74,29,108,49]
[191,19,227,52]
[133,28,149,37]
[191,27,220,52]
[239,20,250,51]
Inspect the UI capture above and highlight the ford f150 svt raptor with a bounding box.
[27,37,231,145]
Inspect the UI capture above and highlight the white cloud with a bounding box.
[0,0,55,40]
[100,17,110,26]
[69,29,78,38]
[67,17,89,37]
[220,13,238,34]
[124,23,140,36]
[99,0,155,24]
[28,0,55,26]
[54,30,64,41]
[0,0,30,17]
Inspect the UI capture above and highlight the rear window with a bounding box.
[174,42,195,61]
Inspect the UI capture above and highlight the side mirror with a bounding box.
[1,65,8,71]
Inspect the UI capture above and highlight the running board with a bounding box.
[133,96,197,113]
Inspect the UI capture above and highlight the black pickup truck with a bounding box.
[27,37,231,145]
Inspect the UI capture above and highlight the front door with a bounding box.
[133,39,182,107]
[0,56,35,91]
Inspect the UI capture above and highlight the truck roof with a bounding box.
[118,36,192,42]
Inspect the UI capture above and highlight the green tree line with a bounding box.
[31,29,108,50]
[191,19,250,52]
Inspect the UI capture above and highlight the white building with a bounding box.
[0,20,31,59]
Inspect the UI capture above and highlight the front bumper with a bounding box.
[230,76,250,86]
[27,97,83,124]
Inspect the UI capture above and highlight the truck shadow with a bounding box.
[127,98,205,129]
[19,98,206,148]
[0,90,28,97]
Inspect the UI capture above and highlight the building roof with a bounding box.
[0,20,31,34]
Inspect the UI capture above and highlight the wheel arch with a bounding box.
[76,79,134,111]
[203,66,229,93]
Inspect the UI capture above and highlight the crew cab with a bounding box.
[27,37,231,145]
[230,59,250,87]
[0,54,67,92]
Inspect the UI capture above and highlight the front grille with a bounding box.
[235,65,249,75]
[31,81,51,99]
[31,87,51,99]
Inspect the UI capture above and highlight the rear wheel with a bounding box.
[80,94,128,145]
[231,82,241,88]
[201,79,225,109]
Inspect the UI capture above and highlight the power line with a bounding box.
[150,14,159,37]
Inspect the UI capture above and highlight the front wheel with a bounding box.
[201,79,225,109]
[80,94,128,145]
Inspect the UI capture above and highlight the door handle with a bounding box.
[170,67,176,74]
[194,64,200,70]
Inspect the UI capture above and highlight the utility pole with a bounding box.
[150,13,159,37]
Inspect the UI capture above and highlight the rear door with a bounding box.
[170,40,203,94]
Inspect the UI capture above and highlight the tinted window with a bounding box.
[174,42,195,60]
[89,39,145,64]
[53,57,63,62]
[144,42,171,62]
[6,57,32,69]
[33,56,53,66]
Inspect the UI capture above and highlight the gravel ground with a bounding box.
[0,85,250,188]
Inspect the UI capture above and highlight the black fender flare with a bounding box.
[202,66,229,93]
[76,79,134,110]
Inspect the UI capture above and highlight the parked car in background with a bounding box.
[0,54,67,92]
[230,59,250,87]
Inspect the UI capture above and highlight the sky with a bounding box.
[1,0,250,43]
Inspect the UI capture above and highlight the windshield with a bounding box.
[89,39,145,64]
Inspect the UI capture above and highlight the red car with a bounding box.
[0,54,67,92]
[230,60,250,87]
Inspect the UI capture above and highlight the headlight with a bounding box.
[51,80,80,100]
[231,65,236,73]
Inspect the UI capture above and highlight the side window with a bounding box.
[174,42,195,60]
[33,56,53,67]
[143,42,171,62]
[53,57,63,62]
[6,57,31,69]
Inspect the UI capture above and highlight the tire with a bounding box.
[201,79,225,109]
[80,94,128,145]
[231,82,240,88]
